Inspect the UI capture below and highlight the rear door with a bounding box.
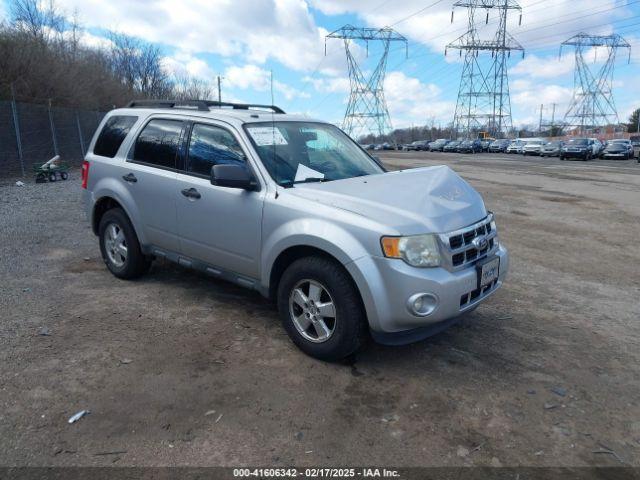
[175,121,264,279]
[123,117,185,252]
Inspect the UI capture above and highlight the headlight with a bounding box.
[381,234,441,267]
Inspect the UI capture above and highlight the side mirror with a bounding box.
[211,164,258,191]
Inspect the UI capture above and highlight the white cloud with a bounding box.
[511,84,573,122]
[311,0,629,57]
[384,71,455,128]
[224,64,309,101]
[302,75,350,94]
[163,52,216,80]
[55,0,339,73]
[509,54,574,79]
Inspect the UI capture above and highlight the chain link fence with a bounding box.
[0,100,106,178]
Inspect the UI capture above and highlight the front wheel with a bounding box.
[99,208,151,279]
[277,256,368,361]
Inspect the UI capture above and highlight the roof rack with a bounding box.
[125,99,285,114]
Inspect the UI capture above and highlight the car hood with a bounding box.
[286,166,486,235]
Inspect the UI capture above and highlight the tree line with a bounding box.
[0,0,213,109]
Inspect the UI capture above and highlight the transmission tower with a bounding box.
[446,0,523,138]
[560,33,631,134]
[326,25,407,139]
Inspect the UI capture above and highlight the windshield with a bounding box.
[244,122,384,187]
[567,139,588,145]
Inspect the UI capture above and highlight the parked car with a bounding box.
[601,139,633,159]
[429,139,451,152]
[374,142,394,151]
[489,139,510,153]
[479,139,492,152]
[590,138,604,157]
[522,140,546,156]
[403,140,430,151]
[506,139,525,154]
[630,135,640,159]
[561,138,595,161]
[81,99,508,361]
[443,140,462,152]
[457,139,483,153]
[540,140,563,157]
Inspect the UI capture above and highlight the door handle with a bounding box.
[122,173,137,183]
[181,187,201,200]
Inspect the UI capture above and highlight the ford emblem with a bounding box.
[472,236,488,250]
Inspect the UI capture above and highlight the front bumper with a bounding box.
[562,150,589,158]
[345,244,509,344]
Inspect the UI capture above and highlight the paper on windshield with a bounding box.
[247,126,288,146]
[294,164,324,182]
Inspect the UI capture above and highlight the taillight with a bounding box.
[81,160,90,189]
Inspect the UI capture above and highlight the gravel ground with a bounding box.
[0,153,639,469]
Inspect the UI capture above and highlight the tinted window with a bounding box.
[93,115,138,158]
[187,124,246,176]
[132,119,183,168]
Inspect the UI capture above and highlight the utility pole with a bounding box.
[217,76,223,103]
[539,104,544,135]
[447,0,524,139]
[560,33,631,134]
[550,102,557,136]
[326,25,407,138]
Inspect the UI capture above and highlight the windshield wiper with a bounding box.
[292,177,326,185]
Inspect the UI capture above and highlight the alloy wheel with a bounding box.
[288,279,336,343]
[104,222,128,268]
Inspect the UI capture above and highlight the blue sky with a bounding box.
[2,0,639,132]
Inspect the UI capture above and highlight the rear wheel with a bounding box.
[277,256,367,361]
[99,208,151,279]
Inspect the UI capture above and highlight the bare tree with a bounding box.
[109,32,171,98]
[9,0,65,41]
[172,73,213,100]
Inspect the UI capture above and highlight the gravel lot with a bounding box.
[1,152,639,469]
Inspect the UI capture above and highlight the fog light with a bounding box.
[407,293,438,317]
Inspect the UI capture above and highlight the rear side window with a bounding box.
[132,119,183,169]
[93,115,138,158]
[187,123,246,176]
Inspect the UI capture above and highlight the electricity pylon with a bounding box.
[560,33,631,134]
[326,25,407,139]
[446,0,523,138]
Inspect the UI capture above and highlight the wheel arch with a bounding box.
[267,245,355,300]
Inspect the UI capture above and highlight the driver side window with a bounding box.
[187,123,246,177]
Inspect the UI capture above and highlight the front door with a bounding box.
[175,122,264,279]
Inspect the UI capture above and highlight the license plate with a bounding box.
[477,256,500,288]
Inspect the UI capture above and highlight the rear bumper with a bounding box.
[345,245,509,344]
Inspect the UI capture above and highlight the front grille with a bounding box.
[439,214,498,271]
[460,279,499,308]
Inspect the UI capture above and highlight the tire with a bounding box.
[48,172,57,182]
[277,256,368,361]
[98,208,151,279]
[60,171,68,180]
[560,156,565,161]
[36,173,46,183]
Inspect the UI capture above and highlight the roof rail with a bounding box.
[126,99,285,114]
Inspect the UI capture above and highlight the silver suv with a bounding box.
[82,100,509,360]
